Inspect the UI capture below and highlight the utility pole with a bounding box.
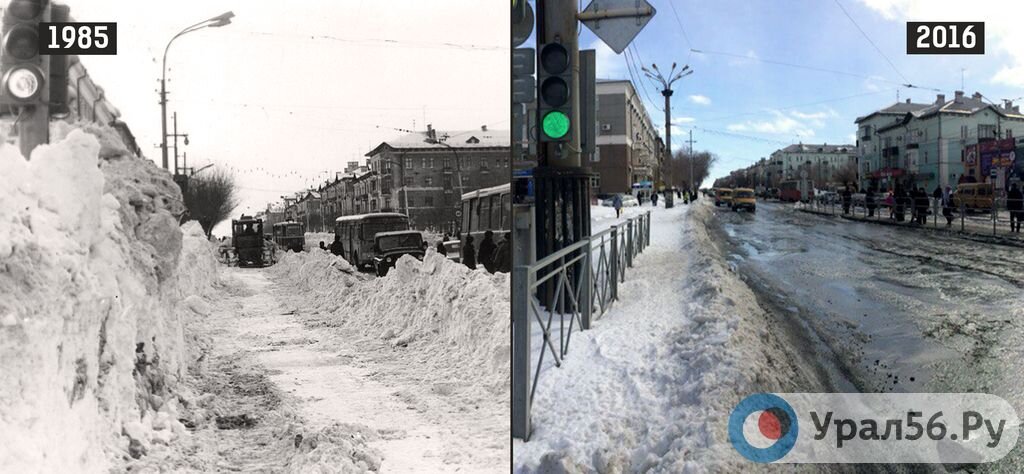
[641,62,692,190]
[687,129,697,190]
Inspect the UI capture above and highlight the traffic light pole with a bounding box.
[17,104,49,159]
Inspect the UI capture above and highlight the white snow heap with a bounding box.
[270,250,511,395]
[0,124,220,471]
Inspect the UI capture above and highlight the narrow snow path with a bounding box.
[224,268,481,473]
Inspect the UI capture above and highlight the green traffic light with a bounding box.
[542,110,570,139]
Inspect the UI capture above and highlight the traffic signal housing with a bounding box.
[1,0,50,106]
[537,41,571,142]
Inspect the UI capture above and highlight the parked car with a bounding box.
[731,188,756,212]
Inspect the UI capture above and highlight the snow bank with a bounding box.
[513,202,800,472]
[0,124,220,472]
[269,250,510,395]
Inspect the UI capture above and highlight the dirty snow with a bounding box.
[513,200,809,472]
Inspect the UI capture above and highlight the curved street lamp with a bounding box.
[160,11,234,172]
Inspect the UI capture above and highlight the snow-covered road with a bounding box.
[228,268,482,473]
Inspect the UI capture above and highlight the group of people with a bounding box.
[838,182,1024,231]
[437,231,511,273]
[612,188,698,218]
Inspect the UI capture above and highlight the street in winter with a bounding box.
[1,1,510,472]
[512,0,1024,471]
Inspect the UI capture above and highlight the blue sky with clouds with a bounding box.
[578,0,1024,184]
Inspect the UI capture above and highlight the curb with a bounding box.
[796,208,1024,249]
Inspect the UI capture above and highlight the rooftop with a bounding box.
[365,128,509,157]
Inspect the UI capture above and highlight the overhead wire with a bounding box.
[832,0,909,84]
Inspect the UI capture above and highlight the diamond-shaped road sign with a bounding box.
[578,0,656,54]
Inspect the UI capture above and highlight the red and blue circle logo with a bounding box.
[729,393,798,462]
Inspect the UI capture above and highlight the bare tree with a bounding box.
[668,150,718,190]
[833,162,858,188]
[182,169,239,237]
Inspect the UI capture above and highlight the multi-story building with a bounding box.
[364,125,509,232]
[593,79,663,194]
[769,143,857,188]
[856,92,1024,192]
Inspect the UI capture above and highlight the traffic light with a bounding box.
[47,3,69,114]
[1,0,49,106]
[537,41,571,142]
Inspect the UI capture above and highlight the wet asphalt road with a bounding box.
[707,200,1024,471]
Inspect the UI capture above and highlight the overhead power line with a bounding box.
[689,48,940,92]
[832,0,909,84]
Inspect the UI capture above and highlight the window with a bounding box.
[425,177,433,186]
[462,176,470,184]
[443,157,451,168]
[405,157,413,169]
[428,158,435,168]
[404,176,414,186]
[421,157,427,168]
[424,196,434,207]
[475,195,490,231]
[481,159,489,170]
[443,175,453,188]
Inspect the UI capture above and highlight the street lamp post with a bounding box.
[641,62,692,190]
[160,11,234,172]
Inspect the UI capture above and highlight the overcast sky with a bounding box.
[69,0,510,234]
[579,0,1024,184]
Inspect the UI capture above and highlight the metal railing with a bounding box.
[802,194,1024,239]
[512,211,652,440]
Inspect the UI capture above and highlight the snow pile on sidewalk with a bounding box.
[0,124,220,472]
[271,250,510,395]
[513,202,799,472]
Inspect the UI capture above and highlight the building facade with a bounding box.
[593,80,663,194]
[856,92,1024,192]
[769,143,857,188]
[364,125,509,233]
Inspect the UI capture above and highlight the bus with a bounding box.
[271,221,305,252]
[334,212,410,269]
[779,179,813,203]
[448,183,510,262]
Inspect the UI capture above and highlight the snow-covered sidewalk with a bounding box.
[513,201,802,472]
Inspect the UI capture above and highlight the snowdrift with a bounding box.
[0,124,219,471]
[270,250,510,395]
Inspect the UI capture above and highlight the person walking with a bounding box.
[916,187,929,224]
[493,234,511,273]
[885,190,895,220]
[651,192,659,207]
[841,184,853,215]
[894,186,906,222]
[478,230,497,272]
[462,234,477,270]
[329,234,345,257]
[865,188,876,217]
[437,233,449,256]
[1008,183,1024,233]
[318,241,327,251]
[612,193,623,218]
[942,185,955,228]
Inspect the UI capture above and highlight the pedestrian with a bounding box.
[894,186,906,222]
[865,188,876,217]
[652,192,659,207]
[916,187,929,224]
[437,233,449,256]
[329,234,345,256]
[318,241,327,251]
[612,193,623,218]
[462,234,477,270]
[1008,183,1024,233]
[841,184,852,215]
[676,188,681,199]
[479,230,497,272]
[493,234,511,273]
[942,185,955,227]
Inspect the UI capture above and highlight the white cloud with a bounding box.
[858,0,1024,87]
[726,108,839,140]
[688,94,711,105]
[672,116,697,125]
